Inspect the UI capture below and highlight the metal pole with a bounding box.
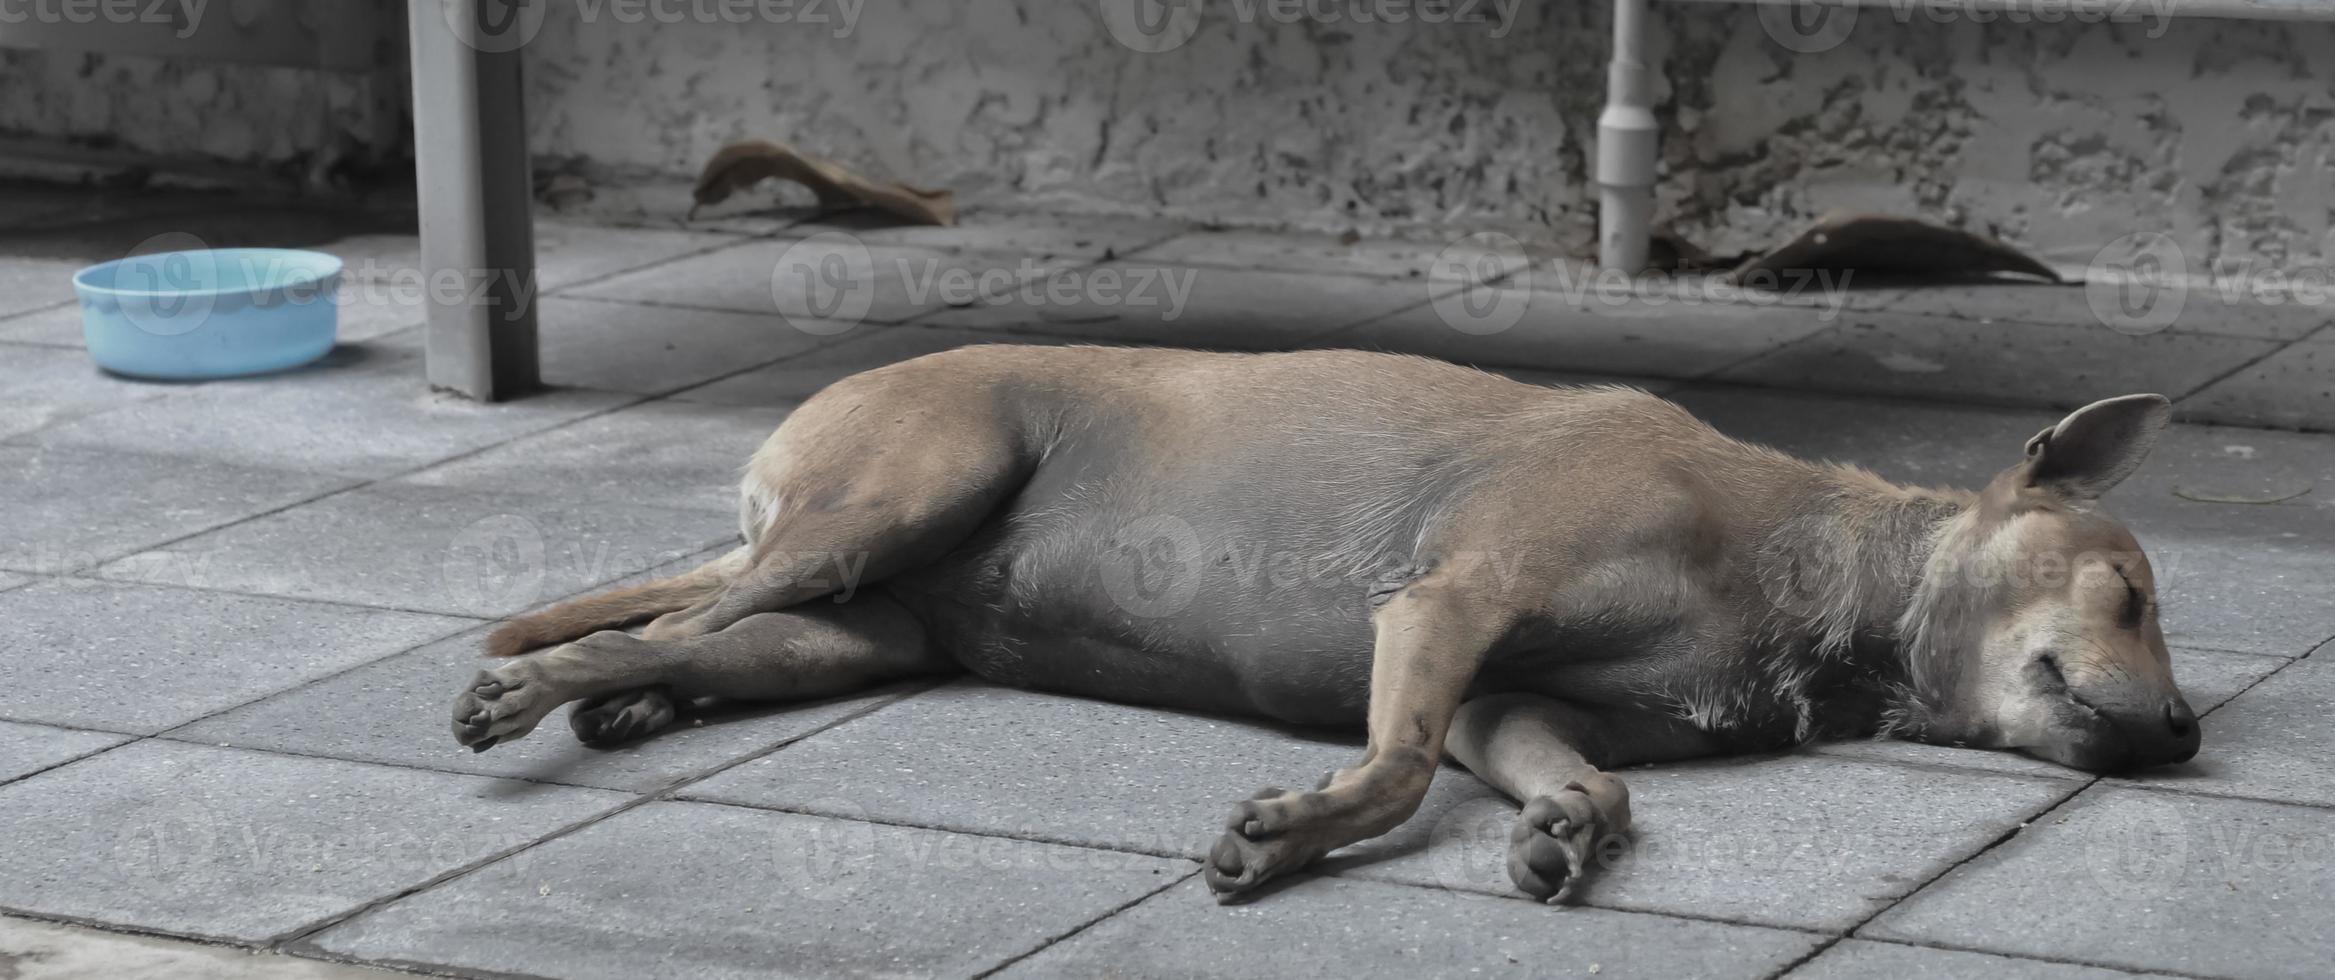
[407,0,540,400]
[1598,0,1658,274]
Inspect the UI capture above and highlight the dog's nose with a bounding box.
[2125,698,2200,767]
[2165,699,2197,739]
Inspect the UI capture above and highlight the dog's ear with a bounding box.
[2020,394,2171,500]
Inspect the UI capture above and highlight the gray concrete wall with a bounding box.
[4,2,2331,276]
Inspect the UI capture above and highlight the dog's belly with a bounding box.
[881,436,1457,723]
[889,515,1383,725]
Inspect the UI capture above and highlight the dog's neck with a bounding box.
[1744,464,1972,738]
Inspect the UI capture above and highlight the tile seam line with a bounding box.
[148,681,939,797]
[1844,933,2226,980]
[527,221,811,300]
[1699,318,1847,381]
[0,298,74,323]
[1326,870,1841,937]
[1765,778,2097,979]
[266,675,923,951]
[0,907,455,979]
[1282,266,1529,348]
[2169,323,2333,403]
[0,738,138,793]
[968,868,1204,979]
[52,572,503,622]
[666,793,1211,863]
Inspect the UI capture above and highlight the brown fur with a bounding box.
[482,546,745,657]
[451,346,2195,903]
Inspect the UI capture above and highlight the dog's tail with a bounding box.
[482,545,747,657]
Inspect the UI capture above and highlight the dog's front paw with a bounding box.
[450,667,555,752]
[1203,789,1330,902]
[1508,785,1620,904]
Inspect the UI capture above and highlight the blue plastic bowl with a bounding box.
[73,248,343,379]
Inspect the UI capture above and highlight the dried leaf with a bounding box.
[689,139,954,226]
[1728,212,2060,287]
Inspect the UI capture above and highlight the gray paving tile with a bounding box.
[0,720,130,783]
[1327,287,1835,379]
[685,681,1362,858]
[0,445,357,574]
[397,399,780,513]
[1866,785,2335,978]
[533,297,826,394]
[1337,755,2075,932]
[326,287,431,343]
[0,572,28,592]
[2138,527,2335,657]
[1135,228,1540,281]
[1787,939,2177,979]
[0,578,472,733]
[24,337,629,478]
[999,876,1821,980]
[0,344,182,439]
[0,302,83,347]
[2109,657,2335,808]
[1805,739,2095,782]
[669,324,1077,407]
[1857,281,2328,341]
[174,624,910,793]
[0,914,412,980]
[0,741,624,942]
[2180,331,2335,432]
[1715,316,2280,410]
[567,236,1057,328]
[0,256,83,319]
[306,800,1192,979]
[805,210,1191,260]
[1809,648,2284,780]
[323,220,742,293]
[922,261,1439,349]
[100,483,736,618]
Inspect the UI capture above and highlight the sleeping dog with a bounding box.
[453,345,2198,902]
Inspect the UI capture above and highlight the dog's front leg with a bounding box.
[1446,694,1716,902]
[1204,576,1504,900]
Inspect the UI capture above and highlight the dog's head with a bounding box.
[1902,394,2197,772]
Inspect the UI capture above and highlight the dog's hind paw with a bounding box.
[1508,786,1617,904]
[451,668,556,752]
[570,688,678,746]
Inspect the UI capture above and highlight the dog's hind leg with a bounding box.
[1446,694,1716,902]
[451,589,949,752]
[641,370,1029,642]
[1203,570,1506,899]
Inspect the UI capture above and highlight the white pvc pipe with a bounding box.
[1598,0,1659,274]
